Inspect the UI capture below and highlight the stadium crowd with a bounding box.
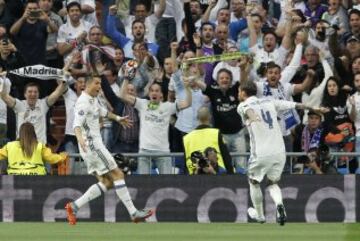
[0,0,359,175]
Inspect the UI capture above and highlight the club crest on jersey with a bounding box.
[78,110,85,116]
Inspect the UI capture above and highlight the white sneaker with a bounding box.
[247,207,265,223]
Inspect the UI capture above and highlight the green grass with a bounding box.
[0,223,359,241]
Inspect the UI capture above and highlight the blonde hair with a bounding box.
[18,122,38,158]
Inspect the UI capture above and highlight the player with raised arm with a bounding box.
[237,81,327,226]
[65,75,153,225]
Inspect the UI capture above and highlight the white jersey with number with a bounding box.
[237,96,296,158]
[73,92,108,145]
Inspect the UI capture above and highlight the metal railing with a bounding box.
[65,152,358,174]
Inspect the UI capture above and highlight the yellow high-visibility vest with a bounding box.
[6,141,47,175]
[183,128,225,174]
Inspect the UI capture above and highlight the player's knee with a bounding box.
[267,179,279,186]
[248,178,260,185]
[110,167,125,181]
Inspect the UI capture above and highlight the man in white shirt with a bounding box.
[65,75,153,225]
[237,81,324,225]
[61,0,98,25]
[347,73,360,174]
[247,15,292,70]
[63,77,86,174]
[120,70,192,174]
[0,81,66,144]
[57,1,94,63]
[119,1,166,43]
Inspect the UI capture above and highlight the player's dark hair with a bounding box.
[240,81,257,97]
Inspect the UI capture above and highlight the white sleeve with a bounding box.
[273,100,297,112]
[57,25,67,43]
[280,44,303,85]
[13,99,25,113]
[81,0,95,8]
[73,101,88,129]
[346,97,352,115]
[255,82,264,98]
[277,46,289,68]
[134,98,148,111]
[209,0,228,22]
[169,102,177,115]
[40,98,50,113]
[306,59,333,107]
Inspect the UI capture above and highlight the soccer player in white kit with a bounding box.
[65,75,153,225]
[237,81,325,225]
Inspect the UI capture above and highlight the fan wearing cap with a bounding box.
[293,110,325,174]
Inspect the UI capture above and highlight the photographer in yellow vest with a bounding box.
[183,107,234,175]
[0,122,68,175]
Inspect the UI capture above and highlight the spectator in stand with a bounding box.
[112,46,126,71]
[100,67,140,154]
[196,22,223,85]
[0,80,66,144]
[168,47,207,157]
[342,9,360,42]
[230,13,264,53]
[157,57,175,101]
[0,34,25,95]
[0,0,15,30]
[293,110,325,174]
[118,42,158,98]
[114,1,165,44]
[154,0,184,64]
[348,73,360,173]
[189,0,203,29]
[230,0,246,22]
[304,0,328,28]
[57,1,93,64]
[62,76,87,175]
[321,0,349,35]
[321,76,355,171]
[120,69,192,174]
[60,0,98,25]
[214,24,236,51]
[39,0,63,69]
[247,14,292,71]
[103,67,120,97]
[0,122,68,175]
[73,26,115,76]
[10,0,58,65]
[106,5,159,59]
[195,65,247,173]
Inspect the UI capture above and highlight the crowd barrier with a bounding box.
[0,175,358,223]
[56,152,358,175]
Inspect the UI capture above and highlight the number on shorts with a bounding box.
[261,110,273,129]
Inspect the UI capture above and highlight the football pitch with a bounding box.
[0,223,359,241]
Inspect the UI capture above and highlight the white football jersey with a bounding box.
[73,92,108,148]
[237,96,297,158]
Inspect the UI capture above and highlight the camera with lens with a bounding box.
[190,151,209,169]
[114,153,137,175]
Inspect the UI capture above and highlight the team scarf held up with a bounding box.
[8,65,67,81]
[262,81,301,131]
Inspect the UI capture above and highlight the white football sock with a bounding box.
[249,182,264,218]
[268,184,283,206]
[74,182,107,211]
[113,179,137,215]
